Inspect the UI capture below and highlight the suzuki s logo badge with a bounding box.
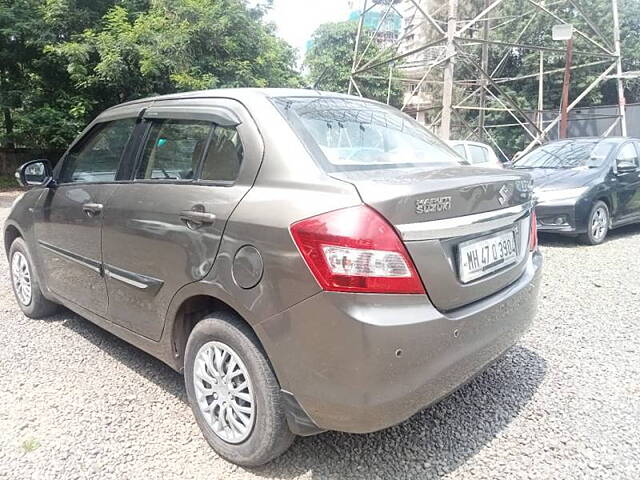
[416,196,452,215]
[498,184,513,206]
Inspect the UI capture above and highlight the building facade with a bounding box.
[396,0,445,122]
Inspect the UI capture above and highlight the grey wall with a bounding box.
[544,103,640,140]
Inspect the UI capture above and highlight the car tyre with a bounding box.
[580,200,610,245]
[184,312,295,467]
[9,237,59,318]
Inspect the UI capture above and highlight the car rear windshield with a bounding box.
[272,96,463,172]
[514,140,616,169]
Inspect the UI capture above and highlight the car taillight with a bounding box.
[290,205,426,294]
[530,211,538,251]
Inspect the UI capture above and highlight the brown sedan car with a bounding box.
[4,89,542,465]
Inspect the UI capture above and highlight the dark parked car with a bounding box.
[514,137,640,244]
[4,89,542,466]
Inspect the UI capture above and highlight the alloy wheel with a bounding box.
[11,252,32,306]
[591,206,608,242]
[193,341,255,444]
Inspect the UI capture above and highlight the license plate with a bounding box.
[458,229,518,283]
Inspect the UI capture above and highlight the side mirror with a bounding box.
[615,159,637,175]
[16,159,55,188]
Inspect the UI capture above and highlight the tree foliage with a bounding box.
[0,0,300,149]
[304,21,402,106]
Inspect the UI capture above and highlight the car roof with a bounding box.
[105,88,356,112]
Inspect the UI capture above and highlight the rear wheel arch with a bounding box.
[170,294,269,373]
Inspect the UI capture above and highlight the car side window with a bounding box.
[136,119,213,180]
[468,144,488,164]
[617,143,639,168]
[59,118,136,184]
[452,144,467,159]
[200,126,244,183]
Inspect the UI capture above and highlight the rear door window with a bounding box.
[467,145,488,164]
[452,144,467,159]
[200,126,244,183]
[59,118,136,184]
[136,119,213,180]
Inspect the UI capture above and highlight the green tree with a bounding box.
[304,21,402,106]
[0,0,146,148]
[0,0,301,149]
[48,0,301,112]
[0,0,40,147]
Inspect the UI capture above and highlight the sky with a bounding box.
[265,0,355,62]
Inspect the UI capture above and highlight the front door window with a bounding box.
[59,118,136,184]
[616,143,639,170]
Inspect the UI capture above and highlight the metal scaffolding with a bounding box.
[348,0,632,158]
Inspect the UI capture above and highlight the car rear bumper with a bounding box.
[256,251,543,434]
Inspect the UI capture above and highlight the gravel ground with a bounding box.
[0,189,638,480]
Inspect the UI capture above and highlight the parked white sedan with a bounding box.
[449,141,504,168]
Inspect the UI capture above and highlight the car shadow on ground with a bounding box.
[254,345,546,479]
[52,310,546,479]
[539,222,640,248]
[47,310,188,404]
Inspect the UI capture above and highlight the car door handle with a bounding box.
[179,210,216,228]
[82,203,104,217]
